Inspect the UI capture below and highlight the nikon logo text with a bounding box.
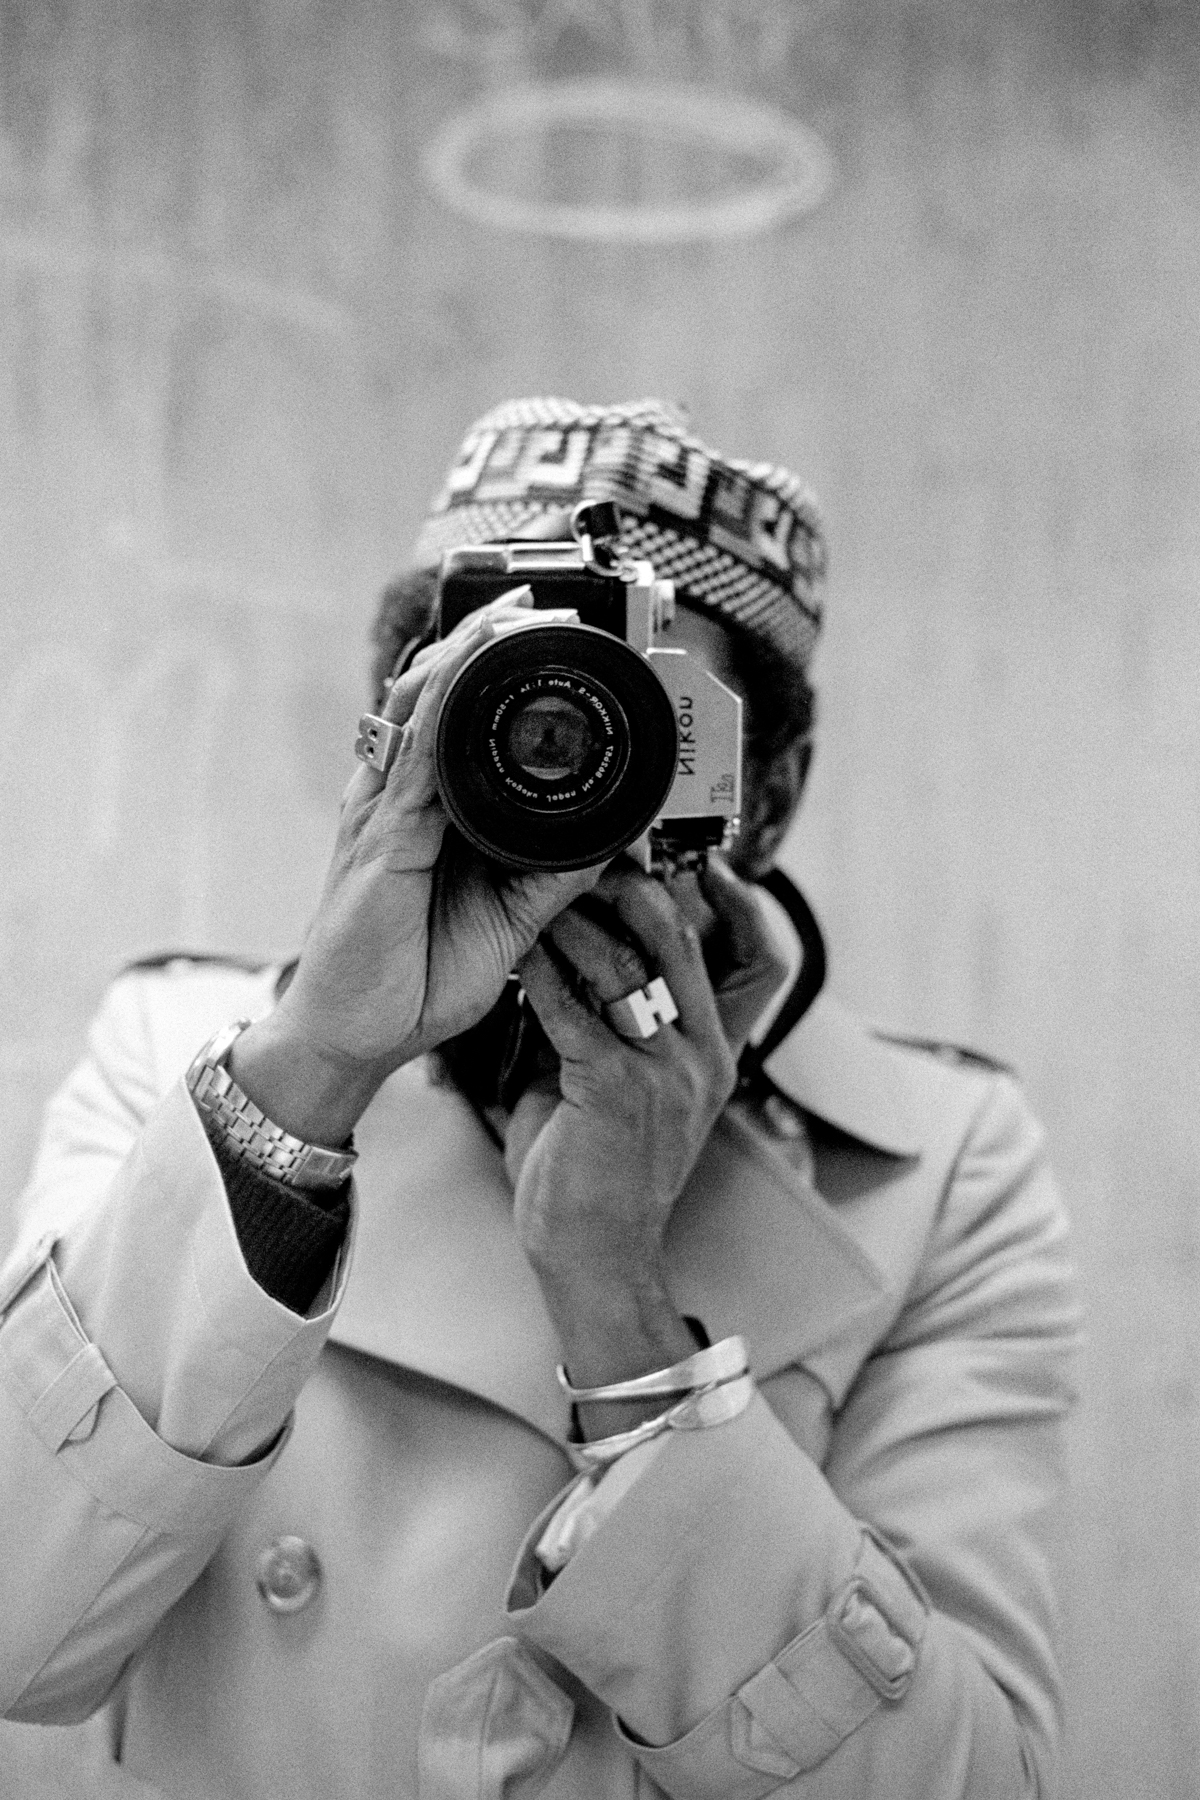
[677,697,695,776]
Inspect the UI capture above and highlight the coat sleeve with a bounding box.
[0,973,352,1725]
[504,1073,1081,1799]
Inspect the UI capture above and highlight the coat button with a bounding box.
[256,1537,322,1614]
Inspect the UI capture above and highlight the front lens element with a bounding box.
[506,696,595,780]
[486,669,624,812]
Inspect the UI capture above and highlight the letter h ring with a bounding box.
[603,977,679,1041]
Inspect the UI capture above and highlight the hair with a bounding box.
[367,566,816,765]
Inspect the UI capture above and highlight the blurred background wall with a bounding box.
[1,1,1197,1792]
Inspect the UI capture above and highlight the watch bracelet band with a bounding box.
[186,1019,357,1192]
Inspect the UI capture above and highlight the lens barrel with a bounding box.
[434,625,678,870]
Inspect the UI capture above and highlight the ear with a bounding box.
[738,738,813,877]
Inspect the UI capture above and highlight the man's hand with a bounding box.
[228,608,604,1148]
[508,859,786,1434]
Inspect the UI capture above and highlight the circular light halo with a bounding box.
[422,80,834,244]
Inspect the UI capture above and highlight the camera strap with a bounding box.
[741,869,827,1073]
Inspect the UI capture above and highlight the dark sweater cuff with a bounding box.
[205,1126,351,1315]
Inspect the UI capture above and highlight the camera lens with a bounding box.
[434,624,678,871]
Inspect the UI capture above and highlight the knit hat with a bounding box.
[414,397,826,672]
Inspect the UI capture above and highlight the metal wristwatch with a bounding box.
[186,1019,357,1191]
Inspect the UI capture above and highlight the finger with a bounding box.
[344,637,451,807]
[408,588,536,671]
[697,855,789,1050]
[374,631,464,735]
[389,621,498,805]
[493,861,607,959]
[544,903,651,1005]
[348,621,493,809]
[517,940,620,1064]
[593,864,725,1052]
[382,621,493,728]
[696,853,767,967]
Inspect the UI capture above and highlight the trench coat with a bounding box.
[0,954,1079,1799]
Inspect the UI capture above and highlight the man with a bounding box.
[0,398,1079,1799]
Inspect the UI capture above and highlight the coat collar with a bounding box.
[763,992,925,1157]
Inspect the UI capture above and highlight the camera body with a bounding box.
[431,504,742,875]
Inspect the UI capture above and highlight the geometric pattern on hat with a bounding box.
[413,395,826,672]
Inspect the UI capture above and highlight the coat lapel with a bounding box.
[329,1017,919,1443]
[328,1065,573,1440]
[663,1106,893,1411]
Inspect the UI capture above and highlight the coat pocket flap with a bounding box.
[419,1637,575,1800]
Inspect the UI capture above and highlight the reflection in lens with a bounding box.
[506,695,597,780]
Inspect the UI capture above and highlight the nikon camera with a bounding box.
[429,502,742,875]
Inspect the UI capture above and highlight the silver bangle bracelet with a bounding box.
[557,1333,748,1405]
[565,1372,756,1474]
